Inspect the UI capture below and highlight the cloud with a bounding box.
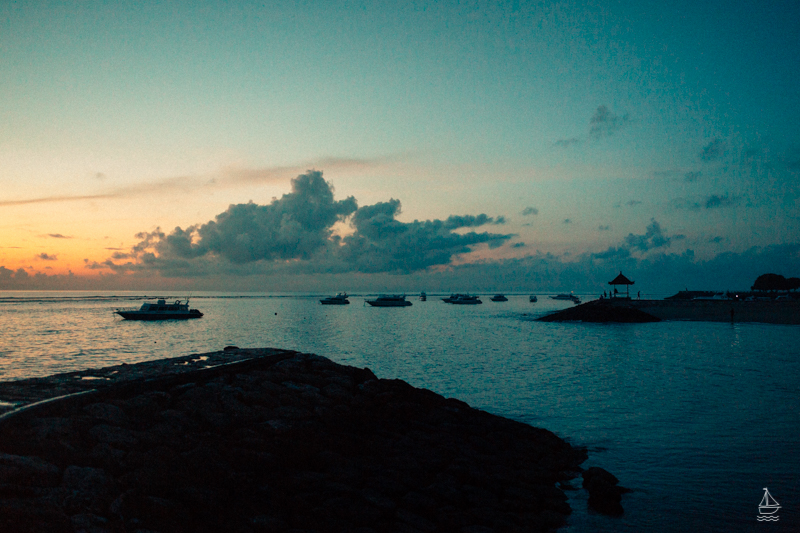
[554,138,581,148]
[46,234,71,239]
[96,170,513,276]
[591,219,676,260]
[684,171,702,182]
[162,171,358,264]
[563,218,572,224]
[704,194,740,209]
[590,246,631,260]
[626,200,642,207]
[443,214,505,229]
[624,219,672,252]
[589,105,630,139]
[673,193,741,210]
[0,157,392,207]
[700,138,724,161]
[552,105,629,147]
[511,242,526,248]
[337,200,511,272]
[521,207,539,216]
[598,225,610,231]
[36,253,57,261]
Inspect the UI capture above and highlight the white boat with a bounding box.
[366,295,412,307]
[320,293,350,305]
[115,299,203,320]
[449,294,482,305]
[759,488,780,515]
[550,293,580,304]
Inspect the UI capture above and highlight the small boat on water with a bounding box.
[442,294,482,304]
[366,294,412,307]
[550,293,580,304]
[320,293,350,305]
[115,299,203,320]
[490,294,508,302]
[529,295,538,302]
[759,488,780,515]
[420,291,427,301]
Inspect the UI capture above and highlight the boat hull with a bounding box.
[116,311,203,320]
[366,301,412,307]
[320,300,349,305]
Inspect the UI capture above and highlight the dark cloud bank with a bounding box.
[1,171,797,293]
[90,171,511,278]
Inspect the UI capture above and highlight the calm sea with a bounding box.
[0,291,797,532]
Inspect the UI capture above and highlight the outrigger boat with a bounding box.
[115,299,203,320]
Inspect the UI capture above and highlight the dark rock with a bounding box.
[582,466,631,516]
[0,349,609,532]
[88,424,140,449]
[0,453,61,487]
[60,465,116,514]
[539,300,660,323]
[83,403,128,426]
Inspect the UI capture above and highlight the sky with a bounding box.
[1,0,799,293]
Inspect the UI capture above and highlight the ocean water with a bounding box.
[0,291,797,532]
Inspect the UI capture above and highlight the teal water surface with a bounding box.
[0,291,797,531]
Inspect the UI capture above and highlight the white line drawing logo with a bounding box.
[757,487,780,522]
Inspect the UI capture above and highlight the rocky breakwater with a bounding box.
[0,348,621,532]
[538,299,661,323]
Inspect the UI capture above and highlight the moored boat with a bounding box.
[490,294,508,302]
[115,299,203,320]
[450,294,482,305]
[529,295,538,302]
[320,293,350,305]
[366,295,412,307]
[550,293,580,304]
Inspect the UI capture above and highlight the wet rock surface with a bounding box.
[0,349,604,532]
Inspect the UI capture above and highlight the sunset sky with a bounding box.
[1,0,798,293]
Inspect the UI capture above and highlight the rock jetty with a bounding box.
[538,299,661,323]
[0,348,619,532]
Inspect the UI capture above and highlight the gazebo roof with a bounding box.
[608,272,634,285]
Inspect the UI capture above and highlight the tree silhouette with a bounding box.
[751,273,788,291]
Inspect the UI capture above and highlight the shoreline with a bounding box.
[540,298,800,324]
[0,348,624,532]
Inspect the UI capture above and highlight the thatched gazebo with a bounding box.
[609,272,634,299]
